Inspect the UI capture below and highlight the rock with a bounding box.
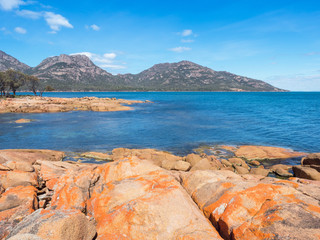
[38,160,84,190]
[15,119,33,123]
[301,153,320,166]
[210,159,223,170]
[249,160,260,166]
[174,160,191,171]
[0,171,38,189]
[6,161,34,172]
[8,234,44,240]
[228,157,245,166]
[0,186,38,239]
[160,159,176,170]
[235,145,306,160]
[221,159,232,167]
[249,167,270,177]
[80,152,112,161]
[49,158,222,239]
[293,166,320,181]
[185,153,202,167]
[190,158,212,171]
[274,168,293,177]
[220,166,234,172]
[0,96,145,113]
[8,209,96,240]
[219,145,237,152]
[270,164,292,171]
[234,165,249,174]
[181,170,320,240]
[309,165,320,172]
[111,148,181,166]
[0,149,65,165]
[0,163,11,171]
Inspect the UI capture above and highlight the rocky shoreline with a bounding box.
[0,96,149,113]
[0,146,319,239]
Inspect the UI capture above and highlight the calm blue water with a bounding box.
[0,92,319,155]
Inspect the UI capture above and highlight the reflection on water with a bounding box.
[0,92,320,155]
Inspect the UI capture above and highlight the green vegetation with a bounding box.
[0,69,41,96]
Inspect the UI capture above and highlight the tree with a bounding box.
[45,85,55,92]
[26,75,40,96]
[0,72,9,96]
[5,69,26,96]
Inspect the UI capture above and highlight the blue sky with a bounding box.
[0,0,320,91]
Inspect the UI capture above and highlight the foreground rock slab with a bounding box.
[1,148,320,239]
[0,96,147,113]
[49,158,222,239]
[181,170,320,240]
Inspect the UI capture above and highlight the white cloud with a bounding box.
[44,12,73,31]
[16,9,41,19]
[0,0,25,11]
[14,26,26,34]
[181,29,193,37]
[181,39,194,43]
[103,53,116,59]
[90,24,100,31]
[70,52,126,70]
[169,47,191,53]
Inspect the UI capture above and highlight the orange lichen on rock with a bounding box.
[0,185,38,239]
[181,170,320,240]
[48,159,222,239]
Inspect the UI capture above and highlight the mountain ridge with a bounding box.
[0,50,286,92]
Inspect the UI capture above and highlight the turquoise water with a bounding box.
[0,92,319,155]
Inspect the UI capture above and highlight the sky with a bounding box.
[0,0,320,91]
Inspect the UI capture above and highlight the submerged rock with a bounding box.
[14,119,33,123]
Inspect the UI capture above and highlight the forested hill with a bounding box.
[0,50,285,92]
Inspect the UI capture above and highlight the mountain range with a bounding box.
[0,50,285,92]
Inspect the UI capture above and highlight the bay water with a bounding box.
[1,92,319,155]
